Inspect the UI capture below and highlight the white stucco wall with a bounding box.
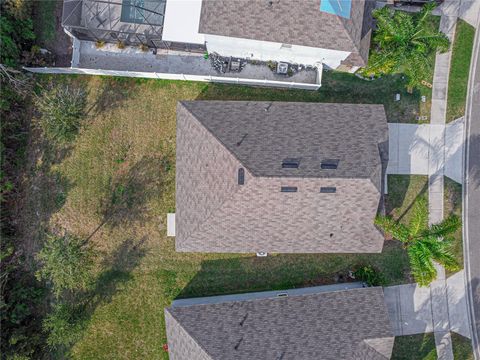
[204,34,351,68]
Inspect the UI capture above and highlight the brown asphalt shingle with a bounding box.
[175,101,388,254]
[165,287,394,360]
[199,0,375,67]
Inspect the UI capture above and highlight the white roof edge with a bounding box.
[162,0,205,45]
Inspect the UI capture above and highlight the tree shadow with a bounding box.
[84,153,173,242]
[385,174,429,223]
[91,236,148,305]
[86,77,136,116]
[18,130,76,263]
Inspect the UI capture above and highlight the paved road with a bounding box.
[464,14,480,360]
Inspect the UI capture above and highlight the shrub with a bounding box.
[36,234,94,297]
[116,40,125,49]
[35,84,87,143]
[43,301,86,349]
[354,265,386,286]
[139,43,149,52]
[95,40,105,49]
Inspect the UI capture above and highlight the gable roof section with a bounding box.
[176,101,388,253]
[165,287,394,360]
[180,101,386,180]
[198,0,375,66]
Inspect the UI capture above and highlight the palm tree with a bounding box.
[366,2,450,89]
[375,198,460,286]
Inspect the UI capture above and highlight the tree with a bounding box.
[365,3,450,89]
[375,198,460,286]
[36,234,94,297]
[35,84,87,143]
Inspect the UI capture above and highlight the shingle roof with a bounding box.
[165,287,394,360]
[175,101,388,253]
[199,0,375,67]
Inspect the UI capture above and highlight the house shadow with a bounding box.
[176,254,376,300]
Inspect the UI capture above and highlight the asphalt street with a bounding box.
[464,16,480,359]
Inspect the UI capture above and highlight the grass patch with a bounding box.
[452,332,474,360]
[447,20,475,122]
[198,69,429,123]
[21,75,412,359]
[33,0,57,44]
[392,334,437,360]
[386,175,429,225]
[444,177,463,273]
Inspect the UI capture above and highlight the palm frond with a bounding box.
[409,197,428,237]
[427,214,461,238]
[408,242,437,286]
[375,216,410,242]
[422,236,460,271]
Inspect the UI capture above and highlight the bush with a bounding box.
[36,234,94,297]
[36,84,87,143]
[43,301,86,349]
[354,265,386,286]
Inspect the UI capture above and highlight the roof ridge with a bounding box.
[170,286,381,309]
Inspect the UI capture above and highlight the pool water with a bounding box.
[320,0,352,19]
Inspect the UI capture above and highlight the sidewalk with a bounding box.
[429,1,460,358]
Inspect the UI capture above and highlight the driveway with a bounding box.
[387,120,464,183]
[384,271,471,339]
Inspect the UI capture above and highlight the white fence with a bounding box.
[24,65,322,91]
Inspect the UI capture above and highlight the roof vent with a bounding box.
[320,187,336,193]
[281,186,297,193]
[321,159,339,169]
[238,168,245,185]
[277,292,288,297]
[282,158,299,169]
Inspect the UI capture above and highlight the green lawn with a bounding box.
[386,175,429,226]
[447,20,475,122]
[452,332,474,360]
[444,177,463,273]
[392,334,437,360]
[20,75,419,359]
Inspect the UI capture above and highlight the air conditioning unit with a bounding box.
[277,62,288,74]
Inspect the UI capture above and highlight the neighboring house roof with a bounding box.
[199,0,375,67]
[176,101,388,253]
[165,286,394,360]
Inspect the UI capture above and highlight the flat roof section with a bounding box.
[162,0,205,45]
